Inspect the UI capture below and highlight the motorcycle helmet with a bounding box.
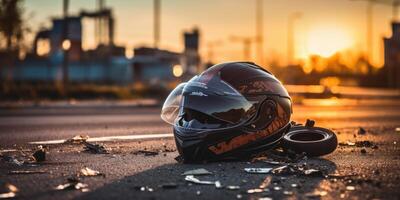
[161,62,292,162]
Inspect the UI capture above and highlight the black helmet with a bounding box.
[161,62,292,162]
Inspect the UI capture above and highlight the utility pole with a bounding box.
[256,0,264,65]
[366,0,373,64]
[154,0,160,48]
[96,0,105,45]
[287,12,302,66]
[62,0,69,92]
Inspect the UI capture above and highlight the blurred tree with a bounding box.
[0,0,27,52]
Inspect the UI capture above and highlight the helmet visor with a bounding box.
[161,75,257,130]
[161,83,186,124]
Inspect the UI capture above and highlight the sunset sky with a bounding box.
[25,0,393,67]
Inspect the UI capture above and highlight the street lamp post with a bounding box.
[287,12,302,66]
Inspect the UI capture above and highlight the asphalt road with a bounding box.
[0,99,400,199]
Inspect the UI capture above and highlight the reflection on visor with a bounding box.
[161,75,257,130]
[161,83,186,124]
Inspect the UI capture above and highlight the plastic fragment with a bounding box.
[80,167,103,176]
[346,185,355,191]
[182,168,212,176]
[226,185,240,190]
[247,188,263,194]
[184,175,215,185]
[65,135,89,144]
[32,146,46,162]
[259,176,272,189]
[0,183,18,199]
[83,142,109,154]
[54,178,89,192]
[244,168,272,174]
[215,181,222,189]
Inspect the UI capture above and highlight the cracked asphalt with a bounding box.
[0,99,399,199]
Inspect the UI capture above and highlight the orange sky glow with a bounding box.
[26,0,393,67]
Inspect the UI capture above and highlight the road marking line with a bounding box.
[28,133,174,145]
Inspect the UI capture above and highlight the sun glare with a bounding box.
[306,27,353,57]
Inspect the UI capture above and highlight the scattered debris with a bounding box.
[339,141,355,146]
[226,185,240,190]
[273,186,282,191]
[259,176,272,189]
[303,169,324,177]
[0,183,18,199]
[174,155,184,163]
[133,150,159,156]
[65,135,89,144]
[247,188,263,194]
[83,142,109,154]
[346,185,356,191]
[32,146,46,162]
[304,190,327,198]
[360,148,367,154]
[182,168,212,176]
[184,175,215,185]
[215,181,222,189]
[160,183,178,189]
[80,167,103,177]
[0,155,23,166]
[135,186,154,192]
[357,127,366,135]
[54,178,89,192]
[8,170,46,175]
[291,183,299,188]
[258,197,272,200]
[339,140,377,149]
[244,168,272,174]
[271,164,325,177]
[271,165,296,175]
[283,190,294,195]
[305,119,315,127]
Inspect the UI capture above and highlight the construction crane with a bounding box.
[351,0,400,64]
[230,36,256,61]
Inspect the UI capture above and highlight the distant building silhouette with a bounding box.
[384,22,400,88]
[183,28,201,74]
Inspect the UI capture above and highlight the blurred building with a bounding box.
[182,28,201,74]
[0,8,201,87]
[384,22,400,88]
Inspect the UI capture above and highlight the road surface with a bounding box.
[0,99,399,199]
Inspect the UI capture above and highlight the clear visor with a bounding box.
[161,76,256,130]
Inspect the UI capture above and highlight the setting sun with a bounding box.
[306,27,353,57]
